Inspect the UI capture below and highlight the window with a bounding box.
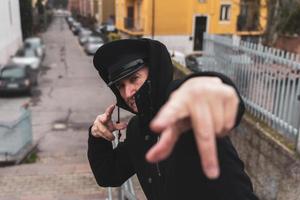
[220,4,231,21]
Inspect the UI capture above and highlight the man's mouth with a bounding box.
[127,97,137,111]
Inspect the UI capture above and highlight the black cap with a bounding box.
[93,39,148,86]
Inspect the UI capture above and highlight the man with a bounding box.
[88,39,258,200]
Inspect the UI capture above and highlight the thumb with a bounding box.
[146,126,180,163]
[113,121,127,130]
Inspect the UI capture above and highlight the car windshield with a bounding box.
[25,39,41,48]
[16,49,36,57]
[1,68,25,78]
[88,37,102,43]
[81,32,88,36]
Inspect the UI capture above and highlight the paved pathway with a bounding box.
[0,15,145,200]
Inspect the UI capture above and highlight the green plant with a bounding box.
[24,152,38,163]
[108,32,121,42]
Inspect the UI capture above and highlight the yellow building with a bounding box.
[92,0,115,25]
[115,0,267,53]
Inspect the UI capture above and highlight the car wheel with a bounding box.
[34,78,38,86]
[27,87,33,96]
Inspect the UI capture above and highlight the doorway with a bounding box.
[193,16,207,51]
[126,6,134,28]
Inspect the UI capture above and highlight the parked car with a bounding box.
[169,50,186,66]
[185,52,203,72]
[24,37,45,59]
[84,36,104,55]
[78,29,92,45]
[11,47,41,72]
[95,24,117,34]
[66,16,74,24]
[72,23,83,35]
[0,65,35,95]
[185,52,220,72]
[68,18,76,29]
[11,47,41,71]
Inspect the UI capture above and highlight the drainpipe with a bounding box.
[296,94,300,153]
[151,0,155,39]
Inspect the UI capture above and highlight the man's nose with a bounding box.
[125,84,136,98]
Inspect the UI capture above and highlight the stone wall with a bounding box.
[231,115,300,200]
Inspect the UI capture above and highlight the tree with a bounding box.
[36,0,45,15]
[52,0,68,8]
[19,0,33,39]
[263,0,300,45]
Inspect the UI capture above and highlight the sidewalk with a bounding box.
[0,15,146,200]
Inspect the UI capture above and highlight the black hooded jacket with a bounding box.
[88,39,259,200]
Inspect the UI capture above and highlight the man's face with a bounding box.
[115,66,149,112]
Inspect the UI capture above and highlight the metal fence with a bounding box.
[0,108,33,161]
[202,33,300,148]
[106,133,137,200]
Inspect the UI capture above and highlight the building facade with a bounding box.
[68,0,80,14]
[115,0,267,54]
[0,0,23,64]
[92,0,115,25]
[68,0,115,25]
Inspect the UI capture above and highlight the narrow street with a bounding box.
[0,15,144,200]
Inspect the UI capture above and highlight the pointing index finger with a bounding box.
[105,104,116,119]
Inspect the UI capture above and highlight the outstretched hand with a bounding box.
[91,104,127,141]
[146,77,239,179]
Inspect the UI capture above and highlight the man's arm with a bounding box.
[88,128,135,187]
[88,104,135,187]
[146,71,245,179]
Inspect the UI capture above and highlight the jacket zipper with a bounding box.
[147,80,162,177]
[156,136,161,176]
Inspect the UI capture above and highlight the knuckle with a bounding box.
[212,77,222,84]
[226,86,237,97]
[223,86,237,101]
[170,90,179,99]
[224,123,234,131]
[98,114,107,123]
[91,127,100,137]
[215,122,223,134]
[197,131,213,143]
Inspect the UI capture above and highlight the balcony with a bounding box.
[237,14,260,32]
[237,0,263,35]
[122,17,144,36]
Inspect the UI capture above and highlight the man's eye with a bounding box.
[130,75,139,82]
[115,83,122,89]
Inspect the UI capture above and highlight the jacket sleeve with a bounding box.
[87,126,135,187]
[167,71,245,127]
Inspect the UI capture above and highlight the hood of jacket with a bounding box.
[93,38,174,119]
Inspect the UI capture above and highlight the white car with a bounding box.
[168,50,186,66]
[24,37,45,59]
[78,29,92,45]
[11,48,41,71]
[84,36,104,55]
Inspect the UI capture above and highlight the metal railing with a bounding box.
[202,33,300,148]
[0,108,33,161]
[106,133,137,200]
